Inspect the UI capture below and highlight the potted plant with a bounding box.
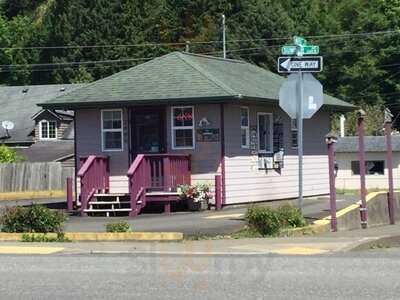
[178,183,213,211]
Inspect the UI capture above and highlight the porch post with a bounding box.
[220,103,226,205]
[163,156,172,191]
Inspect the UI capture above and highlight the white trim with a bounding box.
[257,112,273,153]
[39,120,57,140]
[101,109,124,152]
[171,106,195,150]
[240,106,250,149]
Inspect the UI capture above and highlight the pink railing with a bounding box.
[127,154,191,216]
[78,155,109,215]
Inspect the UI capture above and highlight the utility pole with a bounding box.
[222,14,226,59]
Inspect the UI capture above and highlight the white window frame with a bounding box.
[39,120,57,140]
[171,106,195,150]
[257,112,273,153]
[240,106,250,149]
[101,109,124,152]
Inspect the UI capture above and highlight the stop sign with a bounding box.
[279,73,324,119]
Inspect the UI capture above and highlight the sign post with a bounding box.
[278,36,323,213]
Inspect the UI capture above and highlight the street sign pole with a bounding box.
[297,71,304,212]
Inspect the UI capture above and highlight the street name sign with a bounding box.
[281,45,320,56]
[278,73,324,119]
[277,56,323,73]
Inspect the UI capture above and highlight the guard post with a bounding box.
[325,133,338,232]
[356,109,368,229]
[384,108,395,225]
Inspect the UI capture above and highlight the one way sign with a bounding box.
[277,56,323,73]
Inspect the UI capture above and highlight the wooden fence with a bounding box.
[0,162,74,193]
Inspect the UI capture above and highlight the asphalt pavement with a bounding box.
[64,194,358,235]
[0,249,399,299]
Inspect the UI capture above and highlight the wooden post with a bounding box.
[357,110,368,228]
[385,108,395,224]
[66,177,73,212]
[215,175,222,210]
[325,134,338,232]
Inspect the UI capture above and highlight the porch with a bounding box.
[74,153,222,217]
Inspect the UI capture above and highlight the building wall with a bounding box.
[75,108,130,193]
[75,104,331,202]
[335,152,400,190]
[223,103,330,204]
[166,104,222,185]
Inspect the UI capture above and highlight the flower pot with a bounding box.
[187,199,208,211]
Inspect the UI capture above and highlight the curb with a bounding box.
[0,190,66,201]
[0,232,183,242]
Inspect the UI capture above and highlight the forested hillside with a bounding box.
[1,0,400,131]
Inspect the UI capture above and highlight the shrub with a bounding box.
[246,206,282,236]
[21,233,71,243]
[0,205,67,233]
[105,221,131,233]
[0,144,25,163]
[277,204,307,228]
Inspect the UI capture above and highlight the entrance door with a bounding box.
[131,107,166,156]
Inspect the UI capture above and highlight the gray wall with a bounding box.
[0,162,74,192]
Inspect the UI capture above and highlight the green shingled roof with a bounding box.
[40,52,354,110]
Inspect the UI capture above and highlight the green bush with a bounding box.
[21,233,71,243]
[246,206,282,236]
[105,221,132,233]
[0,205,67,233]
[245,204,307,236]
[0,144,25,163]
[277,204,307,228]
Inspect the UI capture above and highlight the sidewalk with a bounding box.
[2,223,398,256]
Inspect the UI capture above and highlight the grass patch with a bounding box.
[105,221,132,233]
[21,233,71,243]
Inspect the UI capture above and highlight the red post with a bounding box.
[163,157,171,191]
[66,177,73,212]
[385,109,395,224]
[357,110,368,228]
[215,175,222,210]
[325,134,337,232]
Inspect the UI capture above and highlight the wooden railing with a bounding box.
[127,154,191,216]
[78,155,109,215]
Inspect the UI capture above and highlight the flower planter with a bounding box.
[187,199,208,211]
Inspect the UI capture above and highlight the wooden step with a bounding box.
[84,208,132,213]
[94,193,129,197]
[89,201,130,205]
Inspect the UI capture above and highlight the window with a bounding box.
[257,113,273,153]
[351,161,385,175]
[240,107,249,148]
[101,109,123,151]
[171,106,194,149]
[39,120,57,140]
[291,119,298,149]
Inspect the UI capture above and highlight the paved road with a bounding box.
[0,249,399,299]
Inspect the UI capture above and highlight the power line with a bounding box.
[1,29,399,51]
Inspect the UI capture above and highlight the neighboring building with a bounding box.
[40,52,353,216]
[335,136,400,190]
[0,84,83,163]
